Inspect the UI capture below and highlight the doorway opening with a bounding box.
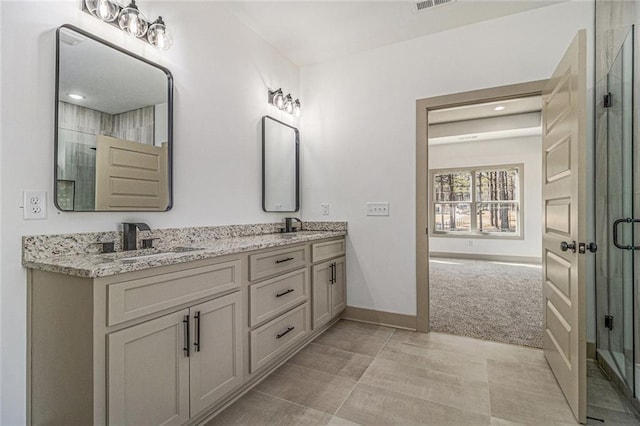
[426,96,544,348]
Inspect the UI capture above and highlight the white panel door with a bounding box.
[542,30,587,424]
[95,135,168,210]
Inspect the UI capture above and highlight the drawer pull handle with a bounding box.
[276,288,295,298]
[275,257,295,264]
[276,326,295,339]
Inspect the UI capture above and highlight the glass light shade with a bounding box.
[272,90,285,109]
[284,94,294,114]
[118,1,148,38]
[147,17,173,50]
[85,0,119,22]
[293,99,301,117]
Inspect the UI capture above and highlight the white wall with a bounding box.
[428,136,542,259]
[0,2,299,423]
[300,1,594,320]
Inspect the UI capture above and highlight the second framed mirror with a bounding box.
[262,116,299,212]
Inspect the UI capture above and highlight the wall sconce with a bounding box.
[268,88,301,117]
[83,0,173,50]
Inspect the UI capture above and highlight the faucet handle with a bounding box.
[141,238,159,249]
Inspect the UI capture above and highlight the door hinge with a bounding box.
[604,92,613,108]
[426,227,428,235]
[605,315,614,330]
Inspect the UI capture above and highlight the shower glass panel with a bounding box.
[595,26,634,395]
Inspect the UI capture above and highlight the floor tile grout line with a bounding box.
[303,341,376,361]
[251,388,337,418]
[330,327,397,419]
[280,360,359,385]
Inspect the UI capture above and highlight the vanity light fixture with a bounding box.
[147,16,173,51]
[283,94,294,114]
[85,0,119,22]
[269,88,285,109]
[118,0,148,38]
[82,0,173,49]
[268,88,301,116]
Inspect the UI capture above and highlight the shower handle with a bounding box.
[613,218,640,250]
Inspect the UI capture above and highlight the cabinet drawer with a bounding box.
[249,245,307,281]
[107,260,241,326]
[250,302,310,373]
[312,239,345,263]
[250,269,308,327]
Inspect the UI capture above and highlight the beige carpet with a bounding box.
[429,257,543,348]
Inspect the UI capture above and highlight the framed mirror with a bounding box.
[262,116,299,212]
[55,25,173,211]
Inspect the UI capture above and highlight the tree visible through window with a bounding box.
[432,165,521,236]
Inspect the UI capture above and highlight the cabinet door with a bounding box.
[331,257,347,316]
[108,309,190,426]
[189,292,243,416]
[312,261,332,329]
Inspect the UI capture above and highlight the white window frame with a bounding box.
[428,163,524,239]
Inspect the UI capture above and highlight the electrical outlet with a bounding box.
[24,191,47,220]
[367,202,389,216]
[321,203,330,216]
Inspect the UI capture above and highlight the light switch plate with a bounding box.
[24,191,47,220]
[367,202,389,216]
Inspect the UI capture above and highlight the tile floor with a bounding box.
[207,320,640,425]
[586,360,640,425]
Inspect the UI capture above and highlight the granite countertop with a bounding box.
[23,230,346,278]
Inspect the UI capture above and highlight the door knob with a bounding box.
[560,241,576,253]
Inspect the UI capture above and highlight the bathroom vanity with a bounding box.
[24,223,346,425]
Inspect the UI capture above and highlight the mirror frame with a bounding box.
[54,24,174,212]
[262,116,300,212]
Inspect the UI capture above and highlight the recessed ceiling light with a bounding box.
[493,105,505,111]
[67,93,85,100]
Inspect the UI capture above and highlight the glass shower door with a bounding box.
[596,26,635,394]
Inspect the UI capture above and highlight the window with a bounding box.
[431,164,523,238]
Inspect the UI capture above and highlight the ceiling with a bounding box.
[428,95,542,145]
[225,0,564,66]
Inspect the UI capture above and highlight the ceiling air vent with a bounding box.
[415,0,456,13]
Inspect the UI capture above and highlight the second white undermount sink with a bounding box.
[116,246,205,262]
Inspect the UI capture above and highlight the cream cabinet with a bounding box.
[311,239,346,330]
[108,291,243,424]
[28,255,243,426]
[107,309,191,426]
[28,236,345,426]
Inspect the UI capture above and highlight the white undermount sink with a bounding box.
[116,246,204,262]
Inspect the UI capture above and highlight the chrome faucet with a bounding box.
[122,222,151,251]
[281,217,302,233]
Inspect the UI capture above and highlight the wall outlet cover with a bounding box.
[24,191,47,220]
[321,203,330,216]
